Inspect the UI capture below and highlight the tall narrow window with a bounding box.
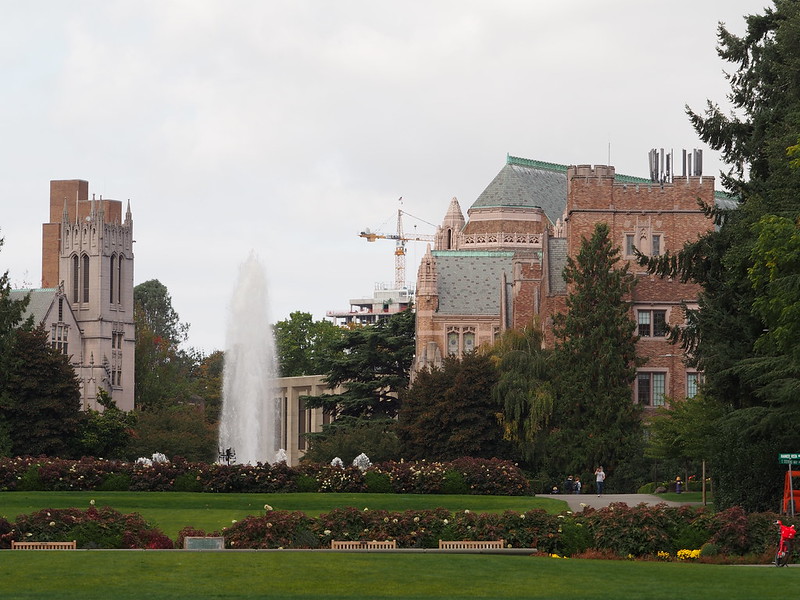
[58,298,63,321]
[72,255,79,303]
[637,372,666,406]
[651,235,662,256]
[463,332,475,353]
[637,310,667,337]
[109,255,115,304]
[686,372,704,398]
[447,331,459,356]
[625,234,635,257]
[82,254,90,303]
[117,256,123,305]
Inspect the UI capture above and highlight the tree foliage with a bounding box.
[304,308,415,421]
[76,389,137,459]
[490,319,554,462]
[133,279,188,345]
[0,325,82,457]
[303,309,415,460]
[545,223,645,490]
[638,1,800,510]
[273,311,343,377]
[133,281,196,411]
[397,352,507,461]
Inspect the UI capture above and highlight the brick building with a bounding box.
[414,154,732,408]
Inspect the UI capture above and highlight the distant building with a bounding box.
[326,283,413,327]
[415,154,728,408]
[13,180,136,411]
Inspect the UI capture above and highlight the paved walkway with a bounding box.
[546,493,703,512]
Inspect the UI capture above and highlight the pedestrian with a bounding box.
[573,477,581,494]
[675,476,682,494]
[595,466,606,496]
[564,475,574,494]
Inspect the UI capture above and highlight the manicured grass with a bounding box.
[0,492,567,539]
[656,491,713,505]
[0,552,796,600]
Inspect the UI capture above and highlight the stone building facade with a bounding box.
[414,155,727,409]
[17,179,136,411]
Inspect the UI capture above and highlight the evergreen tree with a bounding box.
[304,308,415,421]
[546,223,645,491]
[0,234,32,455]
[0,325,82,457]
[303,308,414,458]
[639,1,800,510]
[397,352,506,461]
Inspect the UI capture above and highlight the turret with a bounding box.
[435,197,465,250]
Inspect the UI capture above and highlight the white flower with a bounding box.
[232,520,237,524]
[267,523,273,528]
[49,521,55,526]
[443,519,449,525]
[26,533,32,537]
[464,510,470,514]
[413,517,419,523]
[264,504,273,511]
[90,500,95,506]
[324,530,332,536]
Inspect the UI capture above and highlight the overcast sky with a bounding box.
[1,1,767,354]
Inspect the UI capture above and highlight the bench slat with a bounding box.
[12,541,77,550]
[331,540,396,550]
[439,539,505,550]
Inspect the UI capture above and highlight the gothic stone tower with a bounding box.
[42,180,135,411]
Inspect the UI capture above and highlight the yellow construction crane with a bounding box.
[359,200,436,289]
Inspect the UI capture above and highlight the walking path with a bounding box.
[546,493,703,512]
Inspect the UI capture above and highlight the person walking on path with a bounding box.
[595,466,606,496]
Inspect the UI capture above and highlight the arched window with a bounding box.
[109,255,115,304]
[446,228,452,249]
[71,255,79,303]
[82,254,90,303]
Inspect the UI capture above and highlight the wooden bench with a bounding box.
[12,540,77,550]
[331,540,397,550]
[439,539,505,550]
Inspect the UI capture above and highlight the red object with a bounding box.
[781,470,800,514]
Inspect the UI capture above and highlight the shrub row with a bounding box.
[0,505,172,549]
[183,502,796,560]
[1,501,792,560]
[0,456,530,496]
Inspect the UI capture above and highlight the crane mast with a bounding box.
[359,202,436,289]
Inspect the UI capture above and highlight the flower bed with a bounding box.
[2,500,794,559]
[0,456,530,496]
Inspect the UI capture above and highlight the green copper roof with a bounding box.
[472,154,736,217]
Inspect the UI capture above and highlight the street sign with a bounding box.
[779,453,800,464]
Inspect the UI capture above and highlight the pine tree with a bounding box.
[546,223,645,490]
[639,1,800,509]
[0,325,82,457]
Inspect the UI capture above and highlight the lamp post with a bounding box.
[218,447,236,465]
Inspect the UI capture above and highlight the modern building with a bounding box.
[14,180,136,411]
[326,283,414,327]
[415,154,730,409]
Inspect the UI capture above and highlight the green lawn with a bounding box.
[0,492,567,539]
[0,552,795,600]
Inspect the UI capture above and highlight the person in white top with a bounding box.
[595,466,606,496]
